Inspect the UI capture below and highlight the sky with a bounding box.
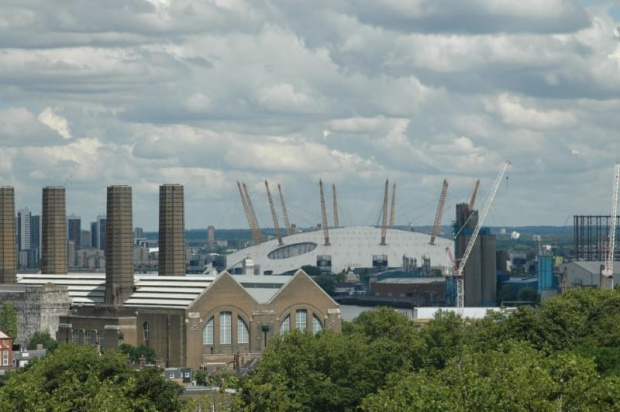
[2,0,620,230]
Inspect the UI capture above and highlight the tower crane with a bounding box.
[452,161,511,308]
[430,179,448,245]
[602,163,620,290]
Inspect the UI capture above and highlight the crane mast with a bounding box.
[243,183,264,244]
[237,182,255,242]
[430,179,448,245]
[468,179,480,211]
[389,183,396,229]
[602,163,620,289]
[380,179,389,245]
[332,184,340,229]
[455,161,511,308]
[277,183,293,236]
[319,180,330,245]
[265,180,283,246]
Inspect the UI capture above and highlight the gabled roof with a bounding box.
[0,330,10,339]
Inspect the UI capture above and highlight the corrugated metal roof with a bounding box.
[17,273,216,308]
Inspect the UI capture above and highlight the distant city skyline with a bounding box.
[2,2,620,229]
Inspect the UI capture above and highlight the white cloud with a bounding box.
[38,107,72,139]
[486,94,577,130]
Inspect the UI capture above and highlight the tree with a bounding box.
[518,287,538,302]
[301,265,322,277]
[119,343,156,363]
[0,302,17,338]
[0,344,184,411]
[27,331,59,352]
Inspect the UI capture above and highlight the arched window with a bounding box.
[280,315,290,334]
[85,330,95,345]
[238,317,249,344]
[295,309,307,331]
[203,318,214,345]
[143,322,149,342]
[313,315,323,334]
[72,330,80,344]
[220,312,232,345]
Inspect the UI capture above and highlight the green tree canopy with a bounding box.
[0,302,17,339]
[0,344,183,411]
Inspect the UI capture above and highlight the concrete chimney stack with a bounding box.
[158,184,185,276]
[41,186,67,274]
[0,187,16,284]
[105,185,133,305]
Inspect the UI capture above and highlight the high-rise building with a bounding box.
[134,227,143,240]
[17,208,31,252]
[105,186,133,305]
[81,230,91,249]
[158,184,185,277]
[0,187,16,284]
[91,221,97,249]
[41,186,67,274]
[97,215,106,251]
[67,214,81,251]
[207,225,215,246]
[30,215,41,252]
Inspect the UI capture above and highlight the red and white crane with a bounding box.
[602,163,620,290]
[450,161,511,308]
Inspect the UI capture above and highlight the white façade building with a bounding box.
[226,226,452,275]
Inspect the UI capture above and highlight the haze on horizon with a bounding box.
[2,0,620,231]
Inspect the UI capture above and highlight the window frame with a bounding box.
[295,309,307,331]
[280,315,290,334]
[220,312,232,345]
[203,317,214,345]
[237,316,249,344]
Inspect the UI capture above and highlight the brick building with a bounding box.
[0,330,13,372]
[55,270,340,370]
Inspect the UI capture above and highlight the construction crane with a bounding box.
[242,183,264,244]
[319,180,330,246]
[468,179,480,211]
[277,183,293,236]
[389,183,396,229]
[380,179,389,245]
[453,161,511,308]
[332,184,340,229]
[445,247,457,276]
[430,179,448,245]
[265,180,283,246]
[602,163,620,290]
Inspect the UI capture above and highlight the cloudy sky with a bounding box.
[2,0,620,230]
